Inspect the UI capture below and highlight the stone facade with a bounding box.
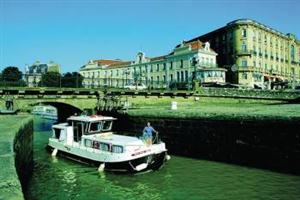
[80,40,226,89]
[25,61,61,87]
[189,19,300,89]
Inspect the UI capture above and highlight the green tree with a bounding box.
[2,66,23,82]
[40,72,61,87]
[1,66,26,87]
[61,72,83,88]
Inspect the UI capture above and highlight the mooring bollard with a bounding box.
[171,101,177,110]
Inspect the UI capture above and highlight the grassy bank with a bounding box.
[0,114,32,200]
[124,96,300,121]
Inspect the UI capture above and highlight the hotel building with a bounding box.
[189,19,300,88]
[80,40,225,89]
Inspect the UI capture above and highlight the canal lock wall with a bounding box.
[0,116,33,200]
[113,114,300,175]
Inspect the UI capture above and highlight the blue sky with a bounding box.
[0,0,299,73]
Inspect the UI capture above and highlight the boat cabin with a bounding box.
[52,115,116,144]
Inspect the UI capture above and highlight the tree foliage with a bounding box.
[40,72,61,87]
[61,72,83,88]
[0,66,26,86]
[2,66,23,82]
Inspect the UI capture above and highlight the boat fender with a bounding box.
[135,163,148,171]
[165,155,171,161]
[129,162,148,171]
[51,148,58,157]
[98,163,105,172]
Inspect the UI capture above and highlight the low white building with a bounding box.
[79,40,226,89]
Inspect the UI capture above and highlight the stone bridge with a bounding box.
[1,87,299,121]
[0,88,102,121]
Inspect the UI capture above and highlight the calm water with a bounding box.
[27,117,300,200]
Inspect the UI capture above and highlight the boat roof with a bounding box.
[67,115,117,122]
[83,134,144,146]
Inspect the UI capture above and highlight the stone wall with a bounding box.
[14,118,34,197]
[114,114,300,175]
[0,116,33,200]
[199,87,300,100]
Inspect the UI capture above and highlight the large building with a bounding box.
[80,40,226,89]
[25,61,61,87]
[188,19,300,89]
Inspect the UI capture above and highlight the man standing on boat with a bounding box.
[143,122,158,146]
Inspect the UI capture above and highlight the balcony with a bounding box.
[270,69,279,75]
[235,50,252,56]
[197,62,219,68]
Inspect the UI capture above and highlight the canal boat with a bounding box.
[32,105,57,120]
[48,115,170,172]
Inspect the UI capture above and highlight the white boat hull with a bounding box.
[48,138,168,172]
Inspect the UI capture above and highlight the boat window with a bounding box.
[83,122,88,134]
[102,121,112,131]
[53,128,60,139]
[73,121,83,142]
[100,143,110,151]
[89,122,102,133]
[85,139,93,148]
[112,145,123,153]
[93,141,100,149]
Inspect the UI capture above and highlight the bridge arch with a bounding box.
[34,101,83,122]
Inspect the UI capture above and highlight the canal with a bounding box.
[26,117,300,200]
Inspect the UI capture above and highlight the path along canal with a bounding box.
[26,117,300,200]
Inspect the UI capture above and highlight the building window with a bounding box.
[241,60,247,67]
[222,35,226,41]
[180,60,183,68]
[177,71,180,81]
[185,71,188,81]
[157,64,159,71]
[291,45,295,61]
[242,73,247,79]
[157,76,160,83]
[163,75,166,83]
[181,71,184,82]
[291,68,295,76]
[241,44,247,52]
[170,74,173,81]
[151,76,153,83]
[170,61,173,70]
[163,63,166,70]
[242,29,247,37]
[150,65,153,72]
